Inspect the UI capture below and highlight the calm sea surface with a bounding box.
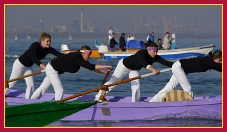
[5,37,222,127]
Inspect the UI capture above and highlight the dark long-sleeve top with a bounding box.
[123,49,173,70]
[19,42,63,67]
[180,56,222,74]
[51,52,96,74]
[110,38,118,48]
[119,36,126,48]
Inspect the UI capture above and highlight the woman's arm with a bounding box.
[147,65,160,75]
[94,65,113,74]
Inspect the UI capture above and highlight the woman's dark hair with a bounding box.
[145,40,158,48]
[208,50,222,59]
[77,45,91,52]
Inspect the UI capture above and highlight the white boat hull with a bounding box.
[103,44,215,60]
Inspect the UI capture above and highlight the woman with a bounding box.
[95,40,174,102]
[150,50,222,102]
[31,45,112,101]
[6,32,63,99]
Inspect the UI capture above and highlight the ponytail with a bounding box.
[208,50,222,60]
[39,32,51,43]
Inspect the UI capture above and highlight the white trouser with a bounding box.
[31,63,63,101]
[108,36,111,44]
[149,61,191,102]
[7,59,34,99]
[95,59,140,102]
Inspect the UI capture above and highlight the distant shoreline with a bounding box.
[5,32,222,40]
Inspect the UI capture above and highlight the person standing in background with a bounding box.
[127,33,132,41]
[109,33,118,52]
[146,32,155,42]
[163,32,172,50]
[156,38,163,50]
[146,33,151,41]
[108,27,114,44]
[119,33,126,51]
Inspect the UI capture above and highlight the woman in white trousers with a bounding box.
[95,40,173,102]
[31,45,112,101]
[6,32,62,99]
[150,50,222,102]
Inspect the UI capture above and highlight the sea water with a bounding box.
[5,37,222,127]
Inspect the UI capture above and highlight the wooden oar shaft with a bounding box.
[58,76,141,103]
[57,87,100,103]
[106,76,141,87]
[100,70,111,86]
[7,70,44,83]
[141,68,172,78]
[58,68,172,103]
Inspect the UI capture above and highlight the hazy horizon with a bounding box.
[5,5,222,36]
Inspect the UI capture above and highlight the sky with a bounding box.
[5,5,222,35]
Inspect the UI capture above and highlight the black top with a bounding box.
[180,56,222,74]
[109,38,118,48]
[19,42,63,67]
[51,52,96,74]
[123,50,173,70]
[119,36,126,51]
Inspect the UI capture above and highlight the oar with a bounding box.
[58,68,172,103]
[5,70,45,89]
[100,69,112,86]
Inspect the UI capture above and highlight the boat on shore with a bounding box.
[103,44,216,61]
[5,89,222,127]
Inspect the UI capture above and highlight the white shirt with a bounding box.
[98,45,108,53]
[128,36,135,41]
[109,30,114,40]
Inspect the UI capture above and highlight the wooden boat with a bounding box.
[5,89,222,127]
[103,44,216,60]
[61,40,145,58]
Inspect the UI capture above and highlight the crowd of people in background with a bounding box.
[103,26,176,53]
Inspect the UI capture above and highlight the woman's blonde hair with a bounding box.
[39,32,51,43]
